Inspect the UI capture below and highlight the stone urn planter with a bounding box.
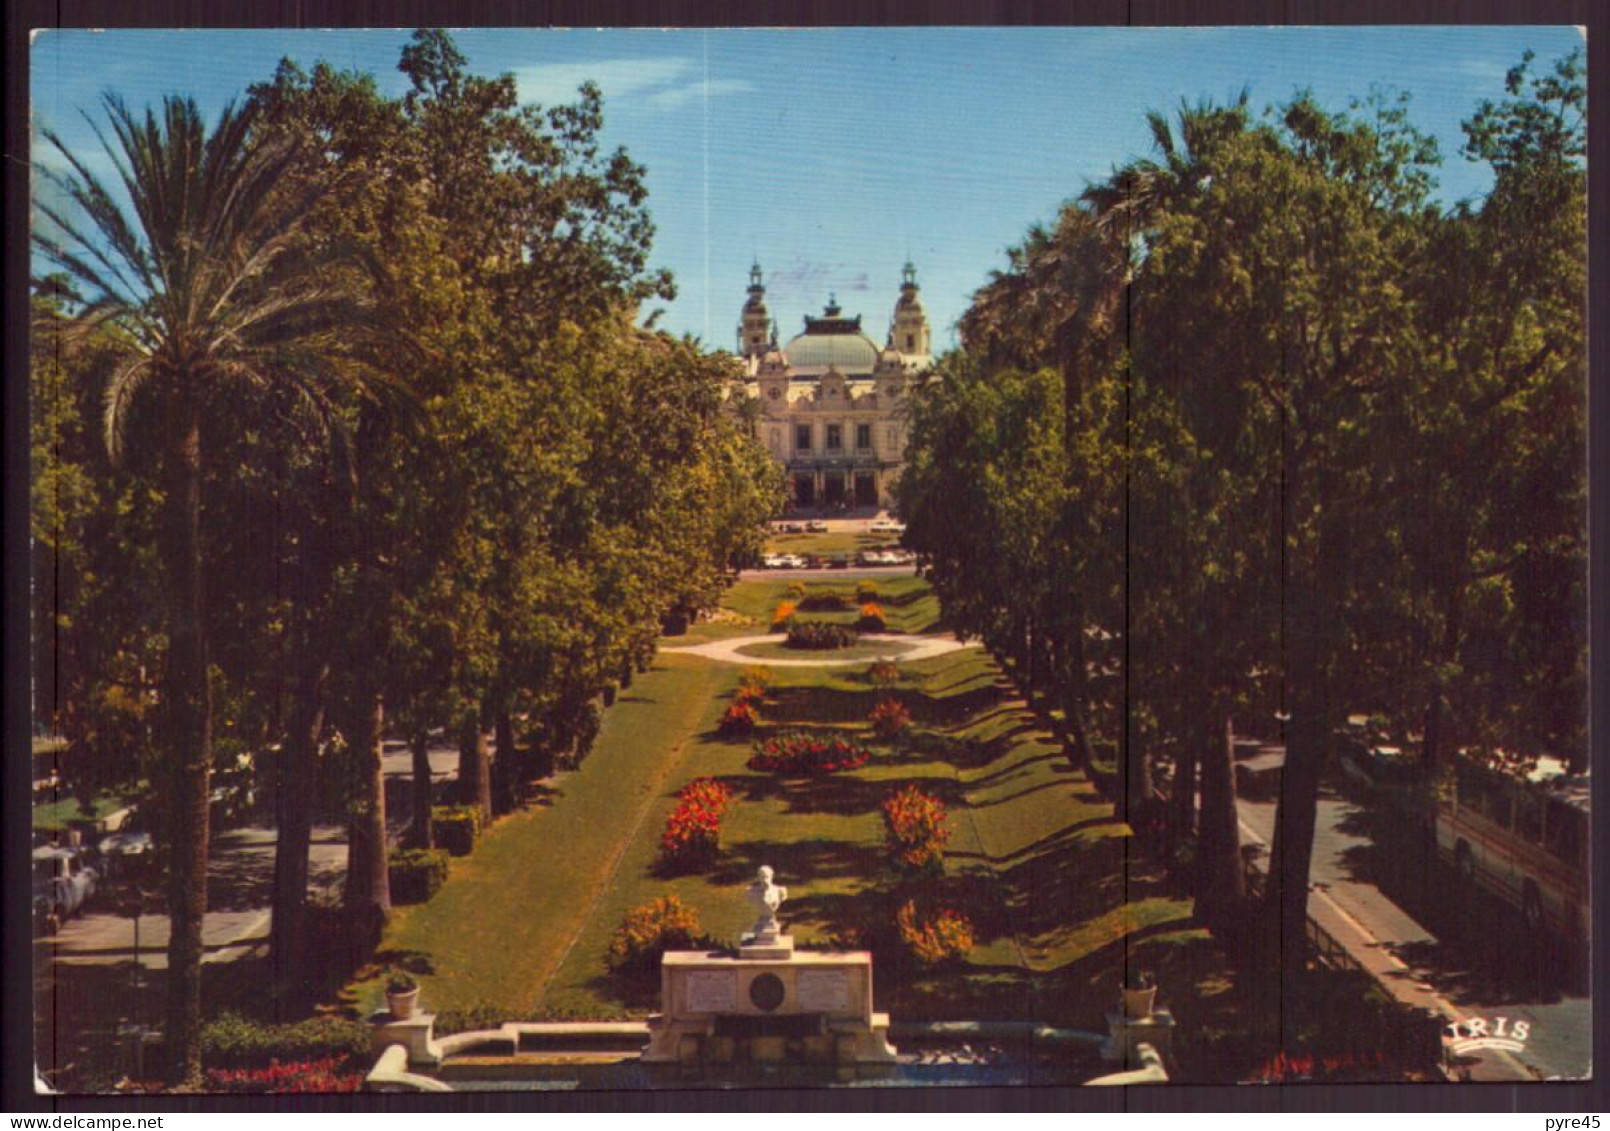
[1122,973,1156,1019]
[386,974,421,1021]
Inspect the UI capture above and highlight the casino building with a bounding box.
[737,262,933,512]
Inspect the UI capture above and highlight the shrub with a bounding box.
[200,1013,372,1071]
[799,590,850,611]
[857,603,887,632]
[785,621,859,650]
[786,581,808,600]
[606,895,709,983]
[386,970,418,994]
[882,784,951,871]
[855,580,880,604]
[748,731,871,775]
[896,900,975,967]
[205,1056,365,1094]
[388,848,450,905]
[770,600,798,632]
[737,665,773,701]
[869,696,912,740]
[432,805,482,856]
[659,778,735,871]
[718,699,760,736]
[867,659,902,690]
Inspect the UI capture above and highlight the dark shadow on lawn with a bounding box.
[717,770,970,817]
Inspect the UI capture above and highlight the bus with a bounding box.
[1436,753,1590,946]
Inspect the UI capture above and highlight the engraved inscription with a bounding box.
[796,969,852,1012]
[685,970,737,1013]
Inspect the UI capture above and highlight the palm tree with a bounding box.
[34,93,366,1084]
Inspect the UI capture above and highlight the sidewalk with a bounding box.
[1237,781,1544,1081]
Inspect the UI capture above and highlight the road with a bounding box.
[41,739,464,970]
[1236,766,1590,1081]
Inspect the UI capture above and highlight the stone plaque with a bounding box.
[796,969,851,1012]
[685,970,737,1013]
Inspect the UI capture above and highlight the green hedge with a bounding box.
[389,848,450,904]
[200,1013,371,1070]
[785,621,859,650]
[432,805,483,856]
[855,580,880,604]
[798,591,850,611]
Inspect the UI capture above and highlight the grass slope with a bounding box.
[360,579,1201,1032]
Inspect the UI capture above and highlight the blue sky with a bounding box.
[31,25,1586,351]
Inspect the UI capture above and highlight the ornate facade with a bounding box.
[738,262,932,511]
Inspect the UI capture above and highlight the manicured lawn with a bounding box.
[363,651,734,1017]
[673,575,942,645]
[356,576,1202,1032]
[763,531,899,556]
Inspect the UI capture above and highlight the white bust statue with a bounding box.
[746,865,788,941]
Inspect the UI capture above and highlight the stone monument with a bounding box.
[741,865,793,958]
[642,865,897,1070]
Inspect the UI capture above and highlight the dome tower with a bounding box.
[737,262,776,358]
[888,261,931,359]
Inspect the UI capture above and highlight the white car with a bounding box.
[869,520,906,534]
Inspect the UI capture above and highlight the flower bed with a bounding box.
[606,895,711,984]
[205,1056,365,1094]
[896,900,975,967]
[857,602,887,632]
[748,731,871,775]
[659,777,735,869]
[785,621,859,650]
[770,600,798,632]
[719,699,759,735]
[882,784,950,871]
[869,696,911,739]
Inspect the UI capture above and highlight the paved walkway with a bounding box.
[661,633,975,667]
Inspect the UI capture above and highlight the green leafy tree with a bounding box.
[34,94,371,1083]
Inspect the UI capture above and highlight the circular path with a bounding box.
[663,632,975,667]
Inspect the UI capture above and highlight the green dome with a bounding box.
[783,331,880,373]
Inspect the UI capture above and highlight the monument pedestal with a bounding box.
[738,932,795,960]
[643,945,897,1068]
[1102,1007,1175,1066]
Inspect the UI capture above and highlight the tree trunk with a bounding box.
[458,711,492,823]
[1062,607,1098,771]
[345,690,389,957]
[1170,685,1200,839]
[1420,577,1466,771]
[1196,706,1245,919]
[492,709,517,814]
[408,728,433,849]
[163,403,211,1086]
[270,660,326,1017]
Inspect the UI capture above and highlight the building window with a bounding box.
[826,424,843,451]
[770,429,782,453]
[796,423,812,452]
[856,423,872,450]
[886,425,899,449]
[767,386,780,399]
[905,333,915,351]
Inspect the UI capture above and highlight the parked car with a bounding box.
[870,520,906,534]
[33,845,99,935]
[806,521,828,533]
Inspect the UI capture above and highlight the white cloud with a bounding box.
[511,58,755,113]
[511,58,694,107]
[644,77,757,111]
